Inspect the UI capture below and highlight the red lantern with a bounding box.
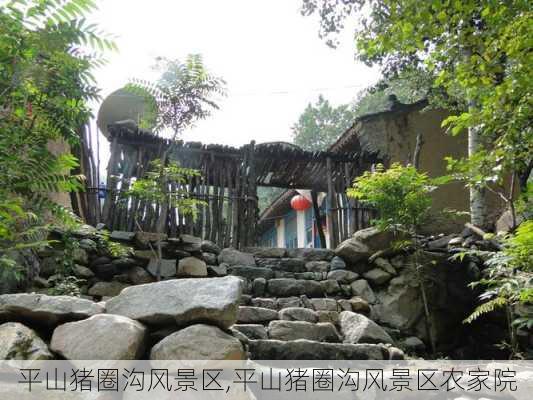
[290,194,312,211]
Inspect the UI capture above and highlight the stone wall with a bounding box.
[0,225,504,361]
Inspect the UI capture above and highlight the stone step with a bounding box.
[248,339,402,360]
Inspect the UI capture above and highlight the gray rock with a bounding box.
[279,307,318,323]
[267,279,323,297]
[349,296,371,314]
[317,311,340,324]
[237,306,278,323]
[106,276,242,328]
[251,298,277,310]
[0,293,104,328]
[91,263,117,280]
[147,258,176,278]
[401,336,426,353]
[339,311,394,345]
[310,298,338,311]
[109,231,135,242]
[51,314,146,360]
[218,248,256,266]
[252,278,266,297]
[337,299,353,312]
[73,264,94,279]
[244,247,286,258]
[39,257,58,278]
[350,279,376,303]
[180,234,202,245]
[248,339,390,360]
[79,238,97,252]
[335,227,398,264]
[330,256,347,270]
[88,281,129,297]
[268,320,340,342]
[228,265,274,280]
[0,322,53,360]
[390,255,406,269]
[427,234,456,250]
[200,240,221,255]
[363,268,393,285]
[134,231,167,249]
[201,252,218,265]
[111,257,139,270]
[177,257,208,277]
[150,324,245,360]
[334,239,370,264]
[286,248,335,261]
[72,248,88,266]
[276,297,301,309]
[232,324,268,340]
[305,261,330,273]
[327,269,359,283]
[256,258,306,272]
[320,279,341,295]
[208,264,228,277]
[373,257,396,275]
[127,266,154,285]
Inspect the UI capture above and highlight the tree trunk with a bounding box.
[468,123,488,228]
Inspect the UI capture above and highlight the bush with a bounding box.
[347,163,436,233]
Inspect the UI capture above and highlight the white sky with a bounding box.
[90,0,381,148]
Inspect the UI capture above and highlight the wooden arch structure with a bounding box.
[90,122,376,249]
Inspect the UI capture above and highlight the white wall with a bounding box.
[276,219,285,248]
[296,210,307,247]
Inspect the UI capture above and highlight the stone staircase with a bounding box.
[222,247,406,360]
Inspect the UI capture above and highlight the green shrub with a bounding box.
[347,163,436,233]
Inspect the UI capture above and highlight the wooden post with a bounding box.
[247,141,258,247]
[326,157,339,248]
[311,190,326,248]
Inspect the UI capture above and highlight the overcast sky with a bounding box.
[90,0,381,148]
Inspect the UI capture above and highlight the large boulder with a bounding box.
[177,257,208,277]
[248,339,390,360]
[200,240,221,255]
[267,278,323,297]
[0,293,104,328]
[218,248,256,266]
[150,324,245,360]
[335,227,398,264]
[268,320,340,342]
[237,306,278,324]
[106,276,242,328]
[50,314,146,359]
[0,322,53,360]
[339,311,394,345]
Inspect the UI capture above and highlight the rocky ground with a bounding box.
[0,224,509,360]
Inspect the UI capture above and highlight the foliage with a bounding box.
[97,231,133,258]
[47,275,85,297]
[126,55,226,137]
[292,94,358,151]
[258,187,285,212]
[347,163,435,233]
[302,0,533,217]
[0,0,113,277]
[459,221,533,357]
[126,160,206,220]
